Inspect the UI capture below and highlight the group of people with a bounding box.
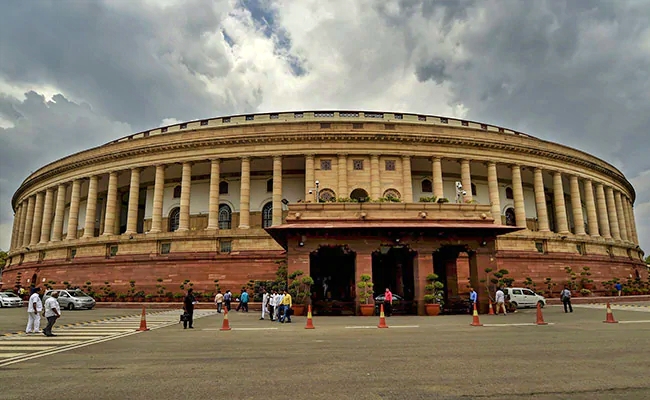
[467,285,575,315]
[25,287,62,336]
[260,289,293,323]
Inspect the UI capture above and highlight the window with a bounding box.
[168,207,180,232]
[340,112,359,117]
[314,112,334,117]
[352,123,363,129]
[353,160,364,170]
[173,185,181,199]
[461,121,469,127]
[266,179,273,193]
[440,118,448,123]
[350,188,369,202]
[220,240,232,253]
[108,245,118,257]
[383,189,401,200]
[471,183,477,196]
[505,208,516,226]
[219,181,229,195]
[270,113,279,119]
[365,113,383,118]
[421,179,432,193]
[512,289,522,295]
[481,124,488,130]
[319,189,336,202]
[245,115,254,121]
[394,113,403,119]
[418,115,426,121]
[222,117,231,123]
[505,187,514,200]
[218,204,232,229]
[38,251,46,263]
[577,243,586,255]
[180,123,187,129]
[522,289,535,296]
[385,160,396,171]
[262,202,273,228]
[161,127,168,133]
[294,112,303,118]
[200,120,209,126]
[535,241,545,254]
[160,242,171,255]
[320,159,332,170]
[68,248,76,261]
[320,123,331,129]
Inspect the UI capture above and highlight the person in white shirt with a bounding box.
[43,291,62,337]
[260,288,269,320]
[495,288,507,316]
[274,292,284,321]
[26,287,43,334]
[214,290,224,313]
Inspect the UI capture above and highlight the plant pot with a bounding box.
[359,304,375,316]
[425,303,441,316]
[292,304,305,316]
[583,283,594,290]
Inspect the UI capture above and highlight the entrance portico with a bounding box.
[266,203,522,315]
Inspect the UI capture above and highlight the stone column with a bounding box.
[402,155,413,202]
[124,169,141,235]
[569,176,586,235]
[468,246,496,314]
[16,201,27,248]
[533,168,550,232]
[150,165,166,233]
[512,165,527,228]
[10,204,21,249]
[30,192,45,245]
[82,175,99,239]
[614,192,629,242]
[238,157,250,229]
[432,157,444,199]
[51,184,67,241]
[354,252,372,313]
[605,187,621,241]
[460,159,472,202]
[487,162,501,223]
[178,162,192,232]
[66,180,82,240]
[39,188,55,243]
[552,172,569,234]
[623,197,635,243]
[305,154,315,201]
[206,160,220,230]
[22,196,36,245]
[595,183,611,239]
[103,172,118,236]
[627,199,639,244]
[583,180,599,237]
[370,154,380,200]
[272,155,283,226]
[337,154,348,199]
[414,250,433,315]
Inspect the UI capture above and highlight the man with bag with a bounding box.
[182,288,197,329]
[560,285,573,313]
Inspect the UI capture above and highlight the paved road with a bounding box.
[1,305,649,399]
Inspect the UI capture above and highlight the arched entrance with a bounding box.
[350,188,369,202]
[372,244,417,314]
[309,245,356,315]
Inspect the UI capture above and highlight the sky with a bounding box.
[0,0,648,255]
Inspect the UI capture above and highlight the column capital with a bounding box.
[209,158,220,164]
[273,155,283,161]
[240,156,250,162]
[431,156,442,162]
[401,154,411,160]
[337,153,348,158]
[305,153,315,159]
[370,153,380,158]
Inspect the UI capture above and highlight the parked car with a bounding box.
[43,289,96,310]
[503,288,546,309]
[0,291,24,308]
[373,293,414,314]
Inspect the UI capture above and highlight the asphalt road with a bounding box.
[1,305,649,400]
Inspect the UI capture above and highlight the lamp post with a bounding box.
[308,180,320,203]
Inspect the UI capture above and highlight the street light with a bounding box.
[455,181,467,204]
[307,180,320,203]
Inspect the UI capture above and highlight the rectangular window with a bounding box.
[576,243,586,256]
[418,115,426,121]
[161,127,168,133]
[353,159,364,170]
[200,120,209,126]
[38,251,45,263]
[314,112,334,117]
[270,113,279,119]
[294,112,303,118]
[498,127,504,133]
[461,121,469,127]
[245,115,254,121]
[440,118,448,123]
[365,112,384,119]
[385,160,396,171]
[481,124,488,130]
[320,159,332,170]
[222,117,231,123]
[535,241,546,254]
[67,248,76,261]
[352,123,363,129]
[320,123,331,129]
[107,245,118,258]
[220,240,232,254]
[143,131,150,137]
[393,113,403,119]
[180,123,187,129]
[160,242,171,255]
[340,112,359,117]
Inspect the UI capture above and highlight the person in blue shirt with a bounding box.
[468,288,477,313]
[238,289,249,312]
[615,282,623,297]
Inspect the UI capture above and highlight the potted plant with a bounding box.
[288,270,314,316]
[356,274,375,316]
[580,267,594,290]
[424,273,445,316]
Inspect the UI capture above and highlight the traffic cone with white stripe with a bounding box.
[603,302,618,324]
[305,305,315,329]
[535,302,548,325]
[470,303,483,327]
[220,307,232,331]
[137,306,150,331]
[488,300,495,315]
[377,304,388,328]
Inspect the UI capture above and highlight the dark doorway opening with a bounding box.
[372,245,416,314]
[309,245,356,315]
[30,273,38,288]
[434,246,467,314]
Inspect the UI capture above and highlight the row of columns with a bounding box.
[9,156,641,250]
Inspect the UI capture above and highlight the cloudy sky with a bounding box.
[0,0,648,254]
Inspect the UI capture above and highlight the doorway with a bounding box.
[309,245,356,315]
[372,245,416,301]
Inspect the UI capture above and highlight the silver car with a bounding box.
[0,292,24,308]
[43,289,96,310]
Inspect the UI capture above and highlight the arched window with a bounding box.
[173,185,181,199]
[421,179,432,193]
[471,183,477,196]
[262,202,273,228]
[383,188,401,200]
[319,188,336,202]
[505,208,516,226]
[266,179,273,193]
[350,188,369,202]
[218,204,232,229]
[219,181,229,195]
[168,207,180,232]
[505,187,514,200]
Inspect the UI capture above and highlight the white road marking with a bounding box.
[618,320,650,324]
[482,323,555,327]
[0,346,55,351]
[0,353,26,358]
[345,325,420,329]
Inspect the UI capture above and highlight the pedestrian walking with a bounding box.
[26,287,43,334]
[214,290,224,313]
[468,287,478,313]
[238,289,249,312]
[495,288,507,315]
[560,286,573,313]
[279,289,292,323]
[183,288,197,329]
[43,291,61,337]
[275,290,284,321]
[224,290,232,311]
[615,282,622,297]
[384,288,393,317]
[268,290,277,321]
[260,288,269,320]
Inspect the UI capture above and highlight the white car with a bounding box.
[0,292,24,308]
[503,288,546,309]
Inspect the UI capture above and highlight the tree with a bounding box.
[645,255,649,264]
[0,250,7,275]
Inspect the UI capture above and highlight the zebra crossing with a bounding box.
[0,309,217,367]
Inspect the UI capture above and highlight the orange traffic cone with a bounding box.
[603,302,618,324]
[488,300,495,315]
[535,302,548,325]
[470,303,483,327]
[305,305,315,329]
[220,308,232,331]
[377,304,388,328]
[137,306,150,331]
